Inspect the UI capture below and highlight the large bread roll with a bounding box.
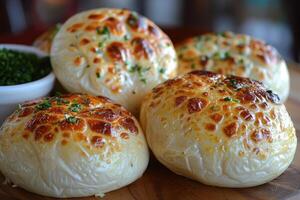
[0,94,149,198]
[176,32,290,102]
[140,70,297,187]
[51,8,177,115]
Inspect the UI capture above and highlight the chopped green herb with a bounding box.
[166,43,171,47]
[140,78,147,84]
[238,58,244,64]
[86,65,90,68]
[232,99,240,103]
[229,79,237,87]
[129,64,150,84]
[159,68,166,74]
[0,49,52,86]
[223,97,240,103]
[96,72,101,78]
[36,100,51,110]
[65,115,78,124]
[213,51,230,60]
[97,26,110,36]
[224,52,230,58]
[224,97,232,101]
[129,65,150,74]
[124,35,129,41]
[51,96,69,105]
[98,41,105,48]
[228,79,244,90]
[69,103,81,112]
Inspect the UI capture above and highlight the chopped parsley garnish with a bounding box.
[65,115,78,124]
[69,103,81,112]
[0,49,52,86]
[51,96,69,105]
[191,63,196,69]
[224,52,231,58]
[229,79,238,88]
[129,65,150,75]
[159,68,166,74]
[223,97,240,103]
[140,78,147,84]
[97,26,110,36]
[36,100,51,110]
[96,72,101,78]
[128,64,150,84]
[228,79,244,90]
[98,42,104,48]
[124,35,129,41]
[238,58,244,64]
[213,51,231,60]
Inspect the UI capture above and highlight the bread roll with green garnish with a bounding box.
[176,32,289,102]
[51,8,177,115]
[140,70,296,187]
[0,94,149,198]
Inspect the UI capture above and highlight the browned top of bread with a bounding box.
[142,70,290,150]
[176,32,289,102]
[1,94,140,151]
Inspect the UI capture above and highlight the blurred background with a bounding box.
[0,0,299,62]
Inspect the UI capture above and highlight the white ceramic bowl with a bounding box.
[0,44,55,124]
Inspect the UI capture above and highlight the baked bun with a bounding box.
[140,70,297,187]
[0,94,149,198]
[51,8,177,115]
[176,32,290,102]
[33,24,61,54]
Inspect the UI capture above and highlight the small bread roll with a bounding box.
[140,70,297,187]
[176,32,290,102]
[33,24,61,54]
[0,94,149,198]
[51,8,177,115]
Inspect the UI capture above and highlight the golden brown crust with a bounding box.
[3,94,139,149]
[176,32,289,102]
[51,8,177,114]
[140,70,296,187]
[145,70,281,143]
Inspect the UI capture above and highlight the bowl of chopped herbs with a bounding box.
[0,44,55,123]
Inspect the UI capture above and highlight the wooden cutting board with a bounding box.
[0,64,300,200]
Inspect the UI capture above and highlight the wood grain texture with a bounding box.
[0,63,300,200]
